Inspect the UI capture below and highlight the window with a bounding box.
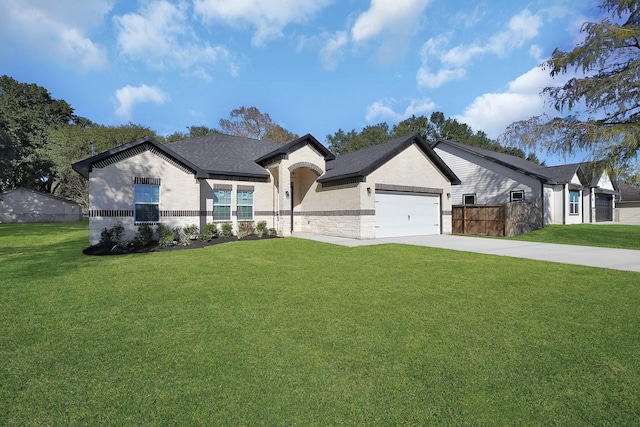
[237,189,254,220]
[463,194,476,205]
[134,184,160,223]
[213,189,231,221]
[510,190,525,202]
[569,190,580,215]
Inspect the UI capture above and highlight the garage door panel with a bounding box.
[375,192,440,238]
[596,195,613,222]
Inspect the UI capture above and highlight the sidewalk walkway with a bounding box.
[294,233,640,273]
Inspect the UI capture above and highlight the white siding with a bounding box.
[553,186,564,224]
[435,145,541,205]
[595,171,615,191]
[0,188,82,223]
[618,203,640,224]
[543,185,555,225]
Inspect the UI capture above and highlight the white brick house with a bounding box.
[73,133,460,245]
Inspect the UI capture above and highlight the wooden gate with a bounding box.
[452,200,543,237]
[452,205,506,236]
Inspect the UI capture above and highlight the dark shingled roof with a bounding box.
[433,139,622,192]
[166,133,282,179]
[433,138,555,183]
[578,161,615,188]
[544,163,584,185]
[72,136,201,180]
[318,133,460,185]
[617,182,640,202]
[255,134,334,166]
[72,133,292,181]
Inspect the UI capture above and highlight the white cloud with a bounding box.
[115,85,169,120]
[0,0,110,69]
[319,31,348,71]
[455,66,570,138]
[366,98,436,123]
[417,9,543,89]
[114,0,234,79]
[416,34,466,88]
[529,44,544,61]
[417,67,466,89]
[351,0,431,42]
[193,0,331,47]
[442,10,543,67]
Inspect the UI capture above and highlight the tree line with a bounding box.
[0,74,524,208]
[0,78,303,208]
[2,0,640,207]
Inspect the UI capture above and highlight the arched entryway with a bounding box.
[288,162,323,233]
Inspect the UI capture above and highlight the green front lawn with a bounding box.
[2,222,640,425]
[509,224,640,250]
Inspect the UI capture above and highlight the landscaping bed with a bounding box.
[83,233,278,255]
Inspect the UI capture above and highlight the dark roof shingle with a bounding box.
[167,133,282,178]
[319,133,460,185]
[618,182,640,202]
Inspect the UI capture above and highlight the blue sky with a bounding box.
[1,0,601,164]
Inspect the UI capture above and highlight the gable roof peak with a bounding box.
[319,132,460,185]
[255,133,334,166]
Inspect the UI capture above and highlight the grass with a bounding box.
[509,224,640,250]
[2,221,640,425]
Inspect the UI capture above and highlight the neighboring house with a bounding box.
[579,161,619,223]
[72,133,460,245]
[617,182,640,225]
[432,139,618,225]
[0,187,82,223]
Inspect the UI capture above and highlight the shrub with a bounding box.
[220,222,234,237]
[99,227,113,245]
[237,221,255,239]
[111,222,125,244]
[268,228,278,237]
[133,224,154,246]
[183,224,199,241]
[200,223,218,240]
[173,226,191,246]
[100,222,126,247]
[157,224,175,247]
[256,221,267,237]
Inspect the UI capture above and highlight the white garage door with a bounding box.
[375,191,440,238]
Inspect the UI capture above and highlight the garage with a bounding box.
[595,194,613,222]
[375,191,440,238]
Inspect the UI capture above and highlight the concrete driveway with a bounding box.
[294,233,640,273]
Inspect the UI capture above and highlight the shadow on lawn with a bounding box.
[0,234,91,281]
[0,221,86,239]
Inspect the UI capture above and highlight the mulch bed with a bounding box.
[83,234,278,256]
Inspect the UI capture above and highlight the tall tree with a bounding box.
[0,75,76,193]
[502,0,640,175]
[326,113,532,159]
[166,125,218,142]
[327,123,391,155]
[218,106,298,144]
